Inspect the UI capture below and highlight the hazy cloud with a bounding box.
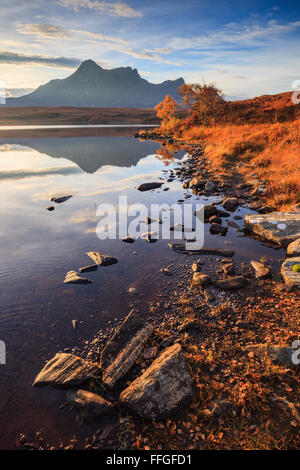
[58,0,142,18]
[0,51,81,68]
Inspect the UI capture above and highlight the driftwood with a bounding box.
[168,243,235,257]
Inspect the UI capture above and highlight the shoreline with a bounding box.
[17,135,300,450]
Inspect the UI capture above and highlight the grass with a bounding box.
[177,119,300,210]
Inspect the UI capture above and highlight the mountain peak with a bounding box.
[77,59,102,72]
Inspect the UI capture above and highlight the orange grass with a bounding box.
[180,120,300,210]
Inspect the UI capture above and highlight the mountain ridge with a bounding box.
[6,59,184,108]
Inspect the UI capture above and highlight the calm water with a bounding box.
[0,128,285,449]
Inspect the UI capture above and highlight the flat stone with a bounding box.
[101,309,144,369]
[102,323,154,388]
[244,212,300,247]
[169,243,235,257]
[67,389,115,418]
[136,182,163,191]
[33,353,99,388]
[50,195,72,204]
[214,276,248,290]
[122,236,135,243]
[250,261,271,279]
[64,270,92,284]
[86,252,118,266]
[287,238,300,256]
[46,206,55,211]
[79,264,97,273]
[281,257,300,288]
[119,344,193,420]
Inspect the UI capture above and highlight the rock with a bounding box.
[203,289,216,302]
[223,197,239,212]
[250,261,271,279]
[67,389,115,418]
[214,276,248,290]
[136,182,163,192]
[202,205,217,220]
[193,272,211,287]
[209,216,222,225]
[227,220,239,229]
[160,267,172,276]
[178,319,202,332]
[50,195,72,204]
[189,177,204,189]
[222,263,235,275]
[102,323,154,388]
[122,236,135,243]
[170,224,194,232]
[251,185,266,196]
[287,238,300,256]
[248,202,261,210]
[101,309,145,369]
[244,344,298,369]
[64,271,92,284]
[33,353,99,388]
[46,206,55,211]
[79,264,97,273]
[86,252,118,266]
[169,243,235,257]
[281,257,300,288]
[143,346,159,360]
[204,181,215,192]
[209,223,228,236]
[216,209,230,218]
[212,400,238,418]
[244,212,300,246]
[143,231,158,243]
[119,344,193,420]
[128,287,138,295]
[192,260,203,272]
[268,346,296,368]
[257,205,273,214]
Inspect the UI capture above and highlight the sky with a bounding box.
[0,0,300,99]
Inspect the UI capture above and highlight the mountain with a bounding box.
[6,59,184,108]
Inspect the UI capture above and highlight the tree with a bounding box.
[178,82,226,126]
[155,94,177,128]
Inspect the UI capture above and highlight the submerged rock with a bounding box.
[250,261,271,279]
[64,270,92,284]
[102,323,154,388]
[33,353,99,388]
[122,236,135,243]
[281,257,300,289]
[209,223,228,236]
[119,344,193,420]
[244,212,300,247]
[86,252,118,266]
[136,182,163,192]
[214,276,248,290]
[67,389,115,418]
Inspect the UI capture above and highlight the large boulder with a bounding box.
[281,257,300,289]
[244,212,300,247]
[119,343,193,420]
[287,238,300,256]
[67,389,115,418]
[33,353,100,388]
[102,323,154,388]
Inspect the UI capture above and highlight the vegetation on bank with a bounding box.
[153,85,300,211]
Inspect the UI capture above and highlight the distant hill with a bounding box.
[6,59,184,108]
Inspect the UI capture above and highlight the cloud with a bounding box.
[0,51,81,68]
[58,0,142,18]
[0,166,80,181]
[17,22,128,45]
[6,88,34,97]
[168,19,300,51]
[19,23,71,39]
